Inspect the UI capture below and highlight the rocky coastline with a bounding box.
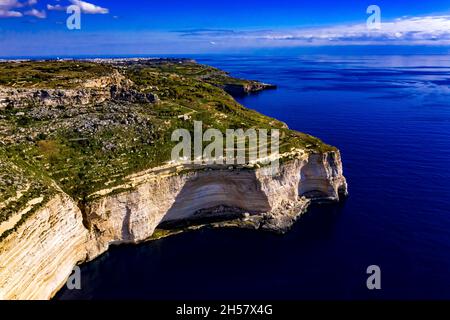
[0,59,347,300]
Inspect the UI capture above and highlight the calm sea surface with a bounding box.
[57,55,450,299]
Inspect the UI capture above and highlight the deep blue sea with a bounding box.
[57,55,450,300]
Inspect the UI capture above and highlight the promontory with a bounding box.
[0,58,347,299]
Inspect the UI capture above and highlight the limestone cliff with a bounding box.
[0,70,158,109]
[0,151,347,299]
[0,193,88,300]
[0,59,348,300]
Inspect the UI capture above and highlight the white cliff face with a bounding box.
[84,151,347,258]
[0,193,88,300]
[0,151,347,300]
[298,152,348,201]
[84,169,276,259]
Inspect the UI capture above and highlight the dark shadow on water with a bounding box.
[55,202,351,300]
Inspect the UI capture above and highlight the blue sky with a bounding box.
[0,0,450,57]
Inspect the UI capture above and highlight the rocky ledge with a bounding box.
[222,82,277,96]
[0,151,347,299]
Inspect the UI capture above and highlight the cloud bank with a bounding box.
[68,0,108,14]
[0,0,108,18]
[25,7,46,18]
[0,0,24,17]
[175,15,450,46]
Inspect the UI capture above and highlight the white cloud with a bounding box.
[0,0,109,18]
[47,3,66,11]
[258,15,450,45]
[177,15,450,46]
[0,0,21,8]
[69,0,108,14]
[0,9,22,17]
[0,0,37,9]
[0,0,23,17]
[0,0,42,18]
[25,8,46,18]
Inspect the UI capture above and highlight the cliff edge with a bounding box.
[0,59,347,299]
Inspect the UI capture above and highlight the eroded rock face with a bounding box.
[84,151,347,258]
[0,71,158,109]
[0,193,88,300]
[110,85,159,104]
[0,87,110,108]
[299,152,348,200]
[0,151,347,300]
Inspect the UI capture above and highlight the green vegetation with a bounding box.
[0,60,114,88]
[148,228,184,240]
[0,146,56,241]
[0,59,335,231]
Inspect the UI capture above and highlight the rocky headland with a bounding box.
[0,59,347,299]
